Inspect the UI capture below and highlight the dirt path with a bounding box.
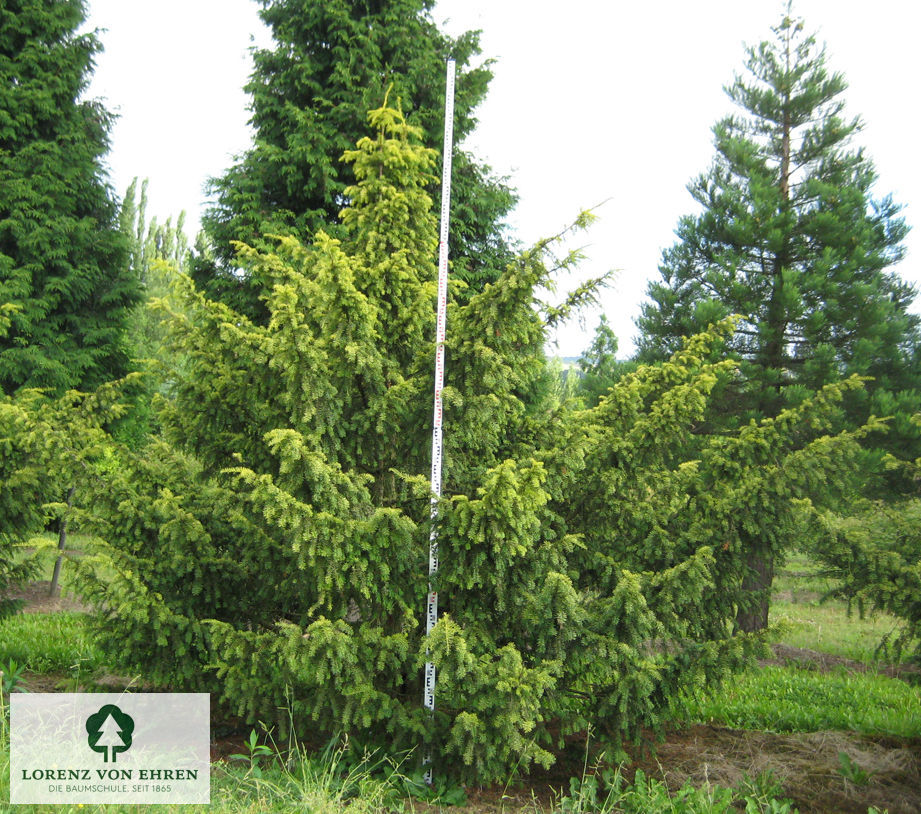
[5,579,92,614]
[628,725,921,814]
[763,642,921,682]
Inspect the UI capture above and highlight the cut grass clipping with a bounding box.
[679,665,921,737]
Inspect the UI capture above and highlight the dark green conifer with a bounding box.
[0,0,140,394]
[635,6,920,630]
[0,0,141,606]
[638,10,915,410]
[192,0,516,320]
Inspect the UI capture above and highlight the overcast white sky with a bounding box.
[83,1,921,357]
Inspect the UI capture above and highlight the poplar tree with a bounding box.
[0,0,140,394]
[635,6,919,630]
[114,178,190,444]
[193,0,515,320]
[119,178,190,376]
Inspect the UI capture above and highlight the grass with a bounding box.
[553,766,800,814]
[0,612,102,674]
[770,550,911,665]
[770,601,908,664]
[677,664,921,737]
[672,550,921,739]
[0,718,407,813]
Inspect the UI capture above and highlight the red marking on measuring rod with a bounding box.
[433,390,443,428]
[423,57,455,784]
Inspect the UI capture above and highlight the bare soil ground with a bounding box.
[5,579,92,614]
[628,725,921,814]
[408,726,921,813]
[762,642,921,682]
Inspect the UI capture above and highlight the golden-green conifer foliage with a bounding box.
[74,105,876,782]
[0,377,136,617]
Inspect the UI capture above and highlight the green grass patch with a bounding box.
[770,552,909,665]
[773,549,837,597]
[770,599,908,664]
[556,766,797,814]
[678,665,921,737]
[0,612,102,674]
[772,550,911,665]
[0,753,405,813]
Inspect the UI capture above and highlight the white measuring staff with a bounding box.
[423,57,455,781]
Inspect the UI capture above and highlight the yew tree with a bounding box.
[636,7,919,630]
[0,373,133,614]
[809,424,921,665]
[812,497,921,665]
[77,104,872,782]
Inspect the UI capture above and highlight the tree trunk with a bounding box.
[735,548,774,633]
[48,486,76,598]
[737,25,791,635]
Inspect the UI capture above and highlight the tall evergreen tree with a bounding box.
[192,0,516,320]
[0,0,140,394]
[635,6,920,630]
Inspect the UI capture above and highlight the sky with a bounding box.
[82,1,921,358]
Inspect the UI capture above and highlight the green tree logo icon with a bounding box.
[86,704,134,763]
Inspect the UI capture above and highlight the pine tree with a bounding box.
[0,0,140,394]
[638,8,915,405]
[192,0,516,320]
[635,5,920,630]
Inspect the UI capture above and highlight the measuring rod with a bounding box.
[423,57,456,783]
